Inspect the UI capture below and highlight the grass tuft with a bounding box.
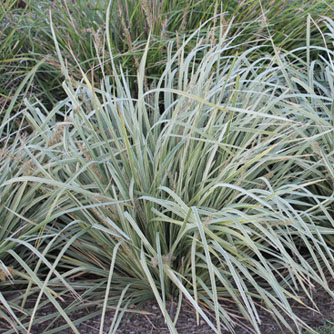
[1,2,334,334]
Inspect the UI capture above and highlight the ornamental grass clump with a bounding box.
[1,16,334,334]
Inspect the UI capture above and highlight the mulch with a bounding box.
[2,274,334,334]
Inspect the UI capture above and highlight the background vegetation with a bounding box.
[1,0,334,333]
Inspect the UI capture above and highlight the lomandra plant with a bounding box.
[2,15,334,334]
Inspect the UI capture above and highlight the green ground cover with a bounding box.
[1,1,334,333]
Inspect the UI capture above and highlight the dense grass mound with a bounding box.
[1,14,334,333]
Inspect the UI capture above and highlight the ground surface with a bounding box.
[1,272,334,333]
